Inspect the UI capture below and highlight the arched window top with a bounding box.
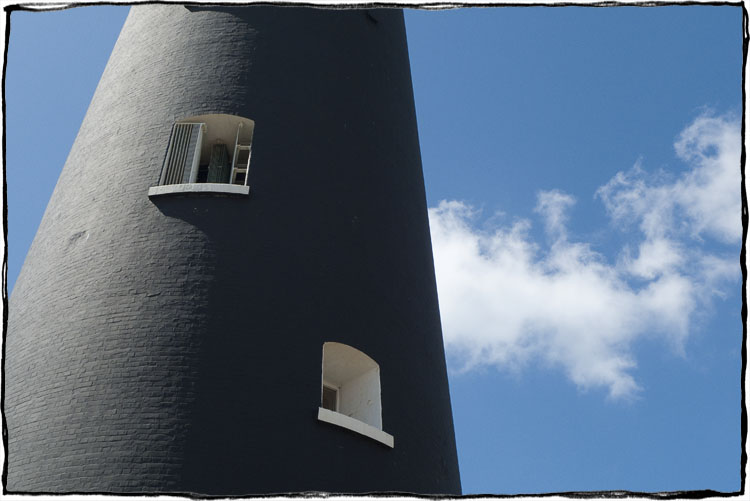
[322,342,378,387]
[318,342,393,448]
[176,113,255,158]
[176,112,255,127]
[148,113,254,197]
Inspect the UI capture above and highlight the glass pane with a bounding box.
[322,385,338,411]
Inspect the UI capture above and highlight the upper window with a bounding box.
[151,114,254,196]
[317,342,393,448]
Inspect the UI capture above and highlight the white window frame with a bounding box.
[229,122,252,187]
[322,381,340,412]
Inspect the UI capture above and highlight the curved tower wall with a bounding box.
[6,5,461,495]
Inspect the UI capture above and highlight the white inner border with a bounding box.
[318,407,394,448]
[148,183,250,197]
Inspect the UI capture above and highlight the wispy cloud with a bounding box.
[429,112,740,400]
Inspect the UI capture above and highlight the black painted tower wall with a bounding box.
[5,5,461,495]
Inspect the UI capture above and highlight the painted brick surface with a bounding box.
[6,5,461,495]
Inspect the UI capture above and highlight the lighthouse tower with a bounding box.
[5,5,461,495]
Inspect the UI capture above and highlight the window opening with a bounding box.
[321,342,382,429]
[321,383,339,412]
[158,114,254,188]
[318,342,394,447]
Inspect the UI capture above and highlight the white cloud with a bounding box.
[622,237,685,280]
[597,113,741,244]
[429,112,740,400]
[534,189,576,240]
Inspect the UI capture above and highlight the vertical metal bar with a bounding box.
[159,124,177,185]
[164,124,185,185]
[173,124,189,184]
[230,123,241,184]
[171,124,189,184]
[163,125,177,185]
[188,124,204,183]
[245,144,252,186]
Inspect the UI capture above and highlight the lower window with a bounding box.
[321,383,339,412]
[318,342,394,447]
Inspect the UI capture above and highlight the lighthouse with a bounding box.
[5,5,461,495]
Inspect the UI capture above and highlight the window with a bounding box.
[321,383,339,412]
[317,342,394,448]
[148,114,253,197]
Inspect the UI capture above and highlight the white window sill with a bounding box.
[317,407,394,448]
[148,183,250,197]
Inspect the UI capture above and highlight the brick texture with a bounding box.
[6,5,461,495]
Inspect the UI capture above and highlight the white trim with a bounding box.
[148,183,250,197]
[230,123,242,184]
[244,144,252,187]
[231,144,251,185]
[317,407,394,448]
[188,123,205,183]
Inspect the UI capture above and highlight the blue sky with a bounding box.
[4,3,744,495]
